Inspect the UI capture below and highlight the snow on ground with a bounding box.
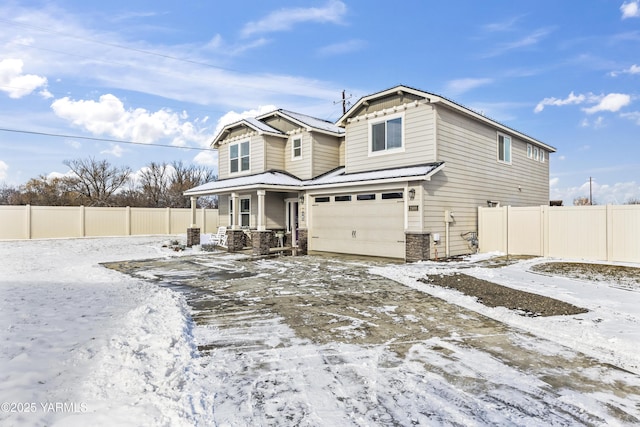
[0,237,210,426]
[1,238,639,426]
[372,254,640,376]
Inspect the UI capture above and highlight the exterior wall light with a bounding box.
[408,188,416,200]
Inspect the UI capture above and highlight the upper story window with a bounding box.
[497,133,511,164]
[292,137,302,159]
[230,141,250,173]
[370,113,403,154]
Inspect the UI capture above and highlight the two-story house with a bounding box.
[185,85,555,261]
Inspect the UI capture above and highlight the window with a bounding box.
[527,144,533,159]
[240,197,250,227]
[357,194,376,201]
[540,150,545,163]
[497,133,511,164]
[335,195,352,202]
[381,192,403,200]
[292,138,301,159]
[230,141,250,173]
[533,147,539,161]
[229,196,251,227]
[314,196,330,203]
[370,114,403,153]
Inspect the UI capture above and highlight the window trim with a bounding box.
[527,143,533,159]
[533,146,539,161]
[497,133,512,164]
[368,112,405,156]
[291,137,302,160]
[229,141,250,174]
[229,195,251,228]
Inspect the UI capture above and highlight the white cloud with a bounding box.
[241,0,347,38]
[50,94,212,147]
[551,178,640,205]
[0,4,344,115]
[193,151,218,167]
[580,116,606,128]
[0,58,48,99]
[482,28,553,58]
[582,93,631,114]
[535,92,631,115]
[621,1,640,19]
[609,64,640,76]
[213,105,278,137]
[317,39,365,56]
[100,144,125,157]
[445,78,493,95]
[0,160,8,180]
[534,92,586,113]
[620,111,640,125]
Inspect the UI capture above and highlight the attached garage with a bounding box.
[308,190,406,259]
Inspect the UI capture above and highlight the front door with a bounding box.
[285,199,299,246]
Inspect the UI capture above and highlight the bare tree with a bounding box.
[138,162,171,207]
[11,175,82,206]
[167,161,217,208]
[626,198,640,205]
[63,158,131,206]
[0,183,21,205]
[573,196,596,206]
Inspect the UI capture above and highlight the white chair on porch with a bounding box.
[210,226,228,247]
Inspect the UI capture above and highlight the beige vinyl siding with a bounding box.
[265,135,285,171]
[265,192,287,229]
[339,138,345,166]
[218,134,267,179]
[421,106,550,257]
[345,103,436,174]
[284,133,312,179]
[312,133,341,177]
[263,116,298,133]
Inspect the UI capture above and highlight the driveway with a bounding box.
[106,253,640,426]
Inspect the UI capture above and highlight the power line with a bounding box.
[0,128,214,151]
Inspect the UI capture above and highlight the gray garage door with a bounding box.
[309,191,406,259]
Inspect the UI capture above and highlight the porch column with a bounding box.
[230,192,240,230]
[190,196,198,227]
[187,196,200,248]
[257,190,266,231]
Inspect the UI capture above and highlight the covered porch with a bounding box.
[184,171,306,256]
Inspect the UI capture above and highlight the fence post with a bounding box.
[166,207,171,234]
[26,204,32,239]
[80,205,86,237]
[606,204,613,262]
[201,208,206,234]
[126,206,131,235]
[505,206,510,256]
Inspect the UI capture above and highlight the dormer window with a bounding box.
[230,141,250,173]
[370,113,404,154]
[292,137,302,159]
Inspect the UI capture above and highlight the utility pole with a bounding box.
[334,90,352,114]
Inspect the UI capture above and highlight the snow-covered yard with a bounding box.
[1,237,639,426]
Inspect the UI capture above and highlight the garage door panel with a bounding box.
[310,193,406,259]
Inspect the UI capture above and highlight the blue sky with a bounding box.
[0,0,639,205]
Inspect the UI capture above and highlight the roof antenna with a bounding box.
[334,90,352,114]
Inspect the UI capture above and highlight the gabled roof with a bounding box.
[258,109,345,136]
[338,85,556,152]
[184,163,445,196]
[211,117,286,148]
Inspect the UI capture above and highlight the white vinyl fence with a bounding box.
[478,205,640,263]
[0,205,219,240]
